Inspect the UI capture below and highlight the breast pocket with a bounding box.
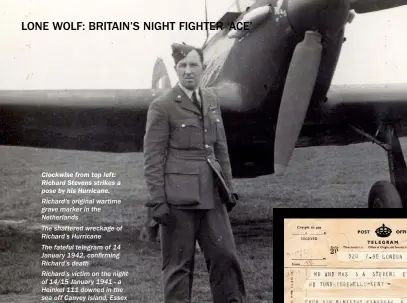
[170,118,202,148]
[208,111,223,142]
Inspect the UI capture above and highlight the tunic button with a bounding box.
[216,119,220,123]
[204,129,207,132]
[205,144,209,148]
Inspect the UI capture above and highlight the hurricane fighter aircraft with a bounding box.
[1,0,407,208]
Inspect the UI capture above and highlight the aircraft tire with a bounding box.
[368,180,403,208]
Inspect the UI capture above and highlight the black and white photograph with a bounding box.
[1,0,407,302]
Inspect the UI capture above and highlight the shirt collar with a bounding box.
[177,82,200,101]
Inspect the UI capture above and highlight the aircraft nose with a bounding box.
[286,0,350,35]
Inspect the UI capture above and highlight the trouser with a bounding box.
[160,202,246,303]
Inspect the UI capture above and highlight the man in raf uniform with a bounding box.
[142,42,246,303]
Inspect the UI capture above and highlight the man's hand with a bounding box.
[226,193,239,212]
[152,203,171,226]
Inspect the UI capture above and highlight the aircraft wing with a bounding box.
[300,83,407,147]
[0,89,168,152]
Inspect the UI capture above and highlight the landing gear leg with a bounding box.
[350,124,407,208]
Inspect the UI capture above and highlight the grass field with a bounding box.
[0,139,406,302]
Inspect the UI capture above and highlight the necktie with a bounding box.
[191,91,201,111]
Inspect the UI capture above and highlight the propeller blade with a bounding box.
[152,57,172,89]
[350,0,407,13]
[274,31,323,176]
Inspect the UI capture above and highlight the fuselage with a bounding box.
[0,0,353,178]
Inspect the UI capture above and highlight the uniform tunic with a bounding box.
[143,83,246,303]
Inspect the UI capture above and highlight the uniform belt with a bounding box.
[166,148,214,160]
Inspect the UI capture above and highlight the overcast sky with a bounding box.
[1,0,406,89]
